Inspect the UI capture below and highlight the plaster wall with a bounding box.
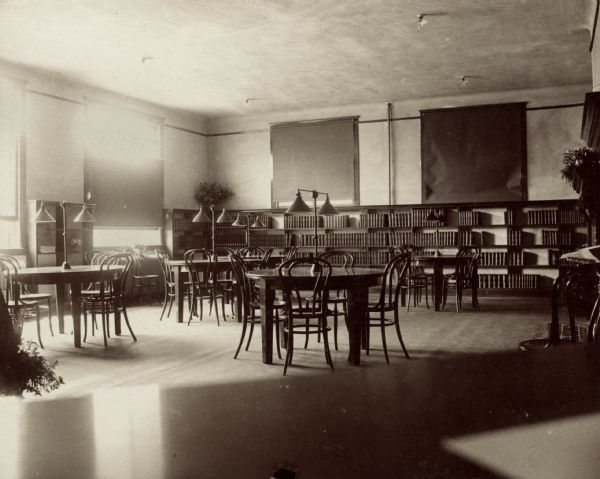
[208,84,589,208]
[2,60,209,210]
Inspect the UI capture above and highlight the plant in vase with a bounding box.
[0,290,63,397]
[561,147,600,219]
[194,181,235,206]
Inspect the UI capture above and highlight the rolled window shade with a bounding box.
[271,117,359,207]
[420,103,526,204]
[85,102,163,227]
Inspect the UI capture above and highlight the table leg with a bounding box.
[71,282,81,348]
[433,262,443,311]
[346,285,368,366]
[173,266,184,323]
[471,267,479,308]
[56,284,66,334]
[260,285,274,365]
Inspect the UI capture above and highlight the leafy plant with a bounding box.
[0,341,64,397]
[561,147,600,219]
[194,181,235,206]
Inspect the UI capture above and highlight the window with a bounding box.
[0,77,24,249]
[93,227,162,248]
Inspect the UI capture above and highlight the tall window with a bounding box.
[0,77,24,249]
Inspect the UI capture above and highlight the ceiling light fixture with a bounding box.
[460,75,469,87]
[417,14,427,28]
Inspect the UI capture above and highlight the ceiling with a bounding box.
[0,0,594,118]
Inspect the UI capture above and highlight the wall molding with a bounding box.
[206,102,584,138]
[27,89,84,105]
[164,124,208,137]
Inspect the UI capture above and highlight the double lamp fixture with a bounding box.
[34,201,96,269]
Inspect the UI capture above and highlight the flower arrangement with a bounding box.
[561,147,600,219]
[194,181,235,206]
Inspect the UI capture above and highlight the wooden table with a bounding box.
[166,258,261,323]
[414,255,478,311]
[14,265,120,347]
[245,267,383,365]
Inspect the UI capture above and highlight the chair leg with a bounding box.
[83,308,88,342]
[159,290,169,321]
[394,308,410,359]
[121,307,137,341]
[304,319,310,349]
[322,320,334,370]
[35,305,44,349]
[234,317,248,359]
[380,312,389,364]
[47,298,54,336]
[275,309,282,360]
[424,284,430,309]
[245,321,255,351]
[101,309,108,347]
[333,305,339,351]
[283,331,293,376]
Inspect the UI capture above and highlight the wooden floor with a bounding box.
[25,296,551,397]
[3,296,600,479]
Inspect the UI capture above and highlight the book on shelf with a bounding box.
[558,209,585,225]
[284,215,320,229]
[458,210,481,226]
[388,212,411,228]
[322,215,349,228]
[478,273,538,289]
[508,229,522,246]
[527,209,558,225]
[412,208,446,227]
[359,213,387,228]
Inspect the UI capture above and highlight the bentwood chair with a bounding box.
[185,248,225,324]
[0,256,48,347]
[82,252,137,346]
[229,253,284,359]
[442,246,481,312]
[317,251,354,350]
[365,253,411,363]
[156,249,176,321]
[128,248,160,304]
[404,245,434,311]
[279,257,334,375]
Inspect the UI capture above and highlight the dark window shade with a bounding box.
[271,118,358,207]
[421,103,526,204]
[87,159,164,227]
[85,102,163,227]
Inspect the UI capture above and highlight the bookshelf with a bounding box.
[163,200,587,294]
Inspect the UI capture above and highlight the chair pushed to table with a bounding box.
[81,252,137,346]
[185,248,226,325]
[279,257,334,375]
[229,252,285,359]
[0,254,52,348]
[365,253,411,363]
[156,249,176,321]
[317,250,354,351]
[442,246,481,312]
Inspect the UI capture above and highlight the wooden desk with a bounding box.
[245,267,383,365]
[166,258,261,323]
[14,265,119,347]
[414,255,478,311]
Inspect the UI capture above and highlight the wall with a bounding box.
[0,60,209,211]
[207,84,588,209]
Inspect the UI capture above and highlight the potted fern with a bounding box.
[194,181,235,206]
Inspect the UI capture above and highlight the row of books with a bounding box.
[504,209,515,225]
[322,215,349,228]
[478,274,539,289]
[213,234,246,247]
[527,209,558,225]
[294,250,388,266]
[297,232,390,247]
[458,210,481,226]
[388,212,412,228]
[412,208,446,227]
[359,213,387,228]
[248,233,288,247]
[412,231,459,247]
[541,230,572,246]
[172,216,204,231]
[479,251,524,266]
[283,215,319,229]
[508,230,522,245]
